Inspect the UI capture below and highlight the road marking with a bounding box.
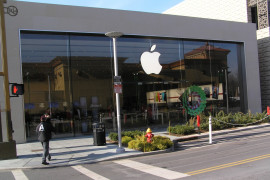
[114,159,189,179]
[187,153,270,175]
[12,169,29,180]
[72,165,109,180]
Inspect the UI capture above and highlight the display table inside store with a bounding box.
[136,112,147,123]
[123,113,137,124]
[166,110,181,120]
[154,112,164,124]
[73,119,92,134]
[51,119,72,133]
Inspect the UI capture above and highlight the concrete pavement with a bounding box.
[0,136,145,170]
[0,123,269,170]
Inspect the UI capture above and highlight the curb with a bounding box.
[198,123,270,139]
[167,123,270,151]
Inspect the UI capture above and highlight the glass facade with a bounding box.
[20,31,243,140]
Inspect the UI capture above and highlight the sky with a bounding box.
[14,0,184,13]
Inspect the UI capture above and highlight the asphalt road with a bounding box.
[1,125,270,180]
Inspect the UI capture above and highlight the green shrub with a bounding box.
[200,111,269,131]
[128,136,146,151]
[152,136,173,150]
[128,135,173,152]
[109,130,143,141]
[232,111,252,125]
[200,123,209,131]
[122,136,133,146]
[188,117,196,126]
[200,113,209,124]
[168,125,195,135]
[259,111,268,123]
[127,140,138,149]
[156,144,167,150]
[211,121,222,130]
[254,112,265,121]
[145,142,157,152]
[109,132,118,141]
[122,130,143,138]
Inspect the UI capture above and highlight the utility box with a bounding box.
[92,122,106,146]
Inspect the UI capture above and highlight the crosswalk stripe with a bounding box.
[12,169,29,180]
[72,165,110,180]
[114,159,189,180]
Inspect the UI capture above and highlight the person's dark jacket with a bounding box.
[36,120,55,142]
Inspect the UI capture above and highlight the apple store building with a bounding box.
[1,1,261,143]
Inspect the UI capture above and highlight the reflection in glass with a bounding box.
[21,31,243,140]
[21,32,72,140]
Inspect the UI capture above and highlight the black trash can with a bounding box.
[92,122,106,146]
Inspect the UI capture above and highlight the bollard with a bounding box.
[197,115,200,134]
[209,116,212,144]
[197,115,200,127]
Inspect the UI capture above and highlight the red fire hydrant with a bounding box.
[145,128,154,143]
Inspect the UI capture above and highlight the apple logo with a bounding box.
[140,44,162,74]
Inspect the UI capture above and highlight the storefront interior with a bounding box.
[20,31,243,140]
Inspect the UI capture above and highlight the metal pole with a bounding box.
[209,116,212,144]
[48,75,52,115]
[225,69,229,114]
[0,104,2,142]
[0,0,13,142]
[112,37,125,153]
[67,35,75,136]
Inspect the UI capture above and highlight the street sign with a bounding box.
[114,76,121,84]
[113,76,122,93]
[114,84,122,94]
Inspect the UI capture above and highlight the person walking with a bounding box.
[36,113,55,165]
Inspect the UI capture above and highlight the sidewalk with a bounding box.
[0,123,269,170]
[0,136,145,170]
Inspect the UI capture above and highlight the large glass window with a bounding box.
[69,35,113,132]
[21,31,243,140]
[21,32,74,140]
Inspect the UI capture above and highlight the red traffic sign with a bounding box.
[114,84,122,94]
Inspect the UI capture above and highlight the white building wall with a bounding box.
[257,28,270,39]
[164,0,249,23]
